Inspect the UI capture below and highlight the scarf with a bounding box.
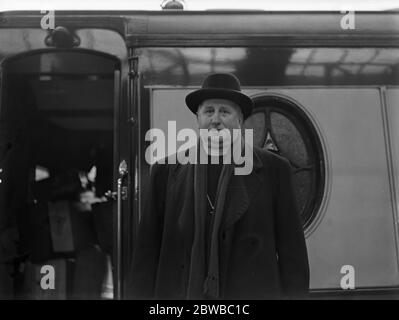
[186,139,234,299]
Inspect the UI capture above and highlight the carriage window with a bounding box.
[244,96,324,228]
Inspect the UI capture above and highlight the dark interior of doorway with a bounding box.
[0,50,120,299]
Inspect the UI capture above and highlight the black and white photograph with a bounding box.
[0,0,398,306]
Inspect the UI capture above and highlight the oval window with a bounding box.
[244,95,325,229]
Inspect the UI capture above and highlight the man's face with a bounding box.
[196,98,243,131]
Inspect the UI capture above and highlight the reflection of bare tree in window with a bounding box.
[236,48,294,85]
[142,49,190,85]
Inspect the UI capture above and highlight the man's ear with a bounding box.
[239,112,244,126]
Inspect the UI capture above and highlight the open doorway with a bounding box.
[0,49,120,299]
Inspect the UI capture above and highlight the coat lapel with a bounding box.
[167,147,265,234]
[221,149,264,231]
[169,162,195,235]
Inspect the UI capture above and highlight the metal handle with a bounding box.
[115,177,123,300]
[115,160,128,300]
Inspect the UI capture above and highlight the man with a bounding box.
[128,73,309,299]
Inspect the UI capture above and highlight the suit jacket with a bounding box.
[127,146,309,299]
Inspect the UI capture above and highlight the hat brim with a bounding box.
[185,88,253,120]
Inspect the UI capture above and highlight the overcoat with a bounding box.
[127,146,309,299]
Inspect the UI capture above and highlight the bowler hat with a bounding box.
[185,73,253,119]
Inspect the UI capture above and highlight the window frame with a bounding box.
[249,95,326,229]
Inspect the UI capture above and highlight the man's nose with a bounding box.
[210,111,222,126]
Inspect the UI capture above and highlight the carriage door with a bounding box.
[0,49,126,299]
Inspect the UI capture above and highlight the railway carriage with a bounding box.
[0,10,398,299]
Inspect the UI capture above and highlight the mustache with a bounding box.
[208,128,229,136]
